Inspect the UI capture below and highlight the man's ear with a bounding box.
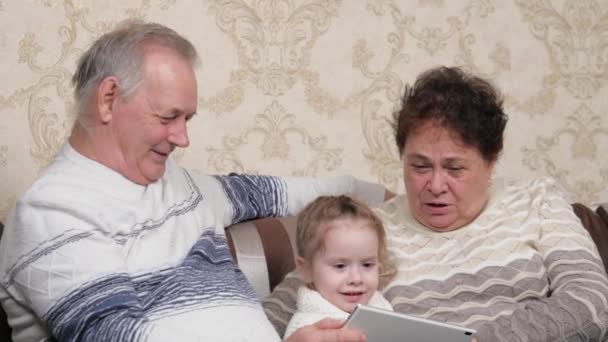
[296,256,313,284]
[96,76,120,124]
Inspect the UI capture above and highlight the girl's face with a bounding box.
[298,218,380,313]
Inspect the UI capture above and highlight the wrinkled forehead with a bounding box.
[408,120,467,147]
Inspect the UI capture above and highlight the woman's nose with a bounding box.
[428,170,447,195]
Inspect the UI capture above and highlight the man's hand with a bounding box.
[285,318,367,342]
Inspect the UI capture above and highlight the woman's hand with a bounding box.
[284,318,367,342]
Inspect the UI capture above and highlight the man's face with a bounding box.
[402,121,494,231]
[110,46,198,185]
[301,218,380,313]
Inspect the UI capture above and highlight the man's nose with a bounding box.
[168,118,190,148]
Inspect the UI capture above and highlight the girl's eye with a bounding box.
[363,262,376,268]
[333,264,346,270]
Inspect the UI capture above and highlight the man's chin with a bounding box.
[145,168,166,184]
[127,165,166,185]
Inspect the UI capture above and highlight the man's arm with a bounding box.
[192,172,388,227]
[282,175,387,215]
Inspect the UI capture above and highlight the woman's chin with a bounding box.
[416,213,459,232]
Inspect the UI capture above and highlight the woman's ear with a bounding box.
[296,256,313,284]
[486,160,497,186]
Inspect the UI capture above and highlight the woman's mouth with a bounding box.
[425,202,449,214]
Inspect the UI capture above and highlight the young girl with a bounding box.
[284,195,395,338]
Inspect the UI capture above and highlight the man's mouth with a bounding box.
[153,150,169,157]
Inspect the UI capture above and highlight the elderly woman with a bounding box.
[264,66,608,341]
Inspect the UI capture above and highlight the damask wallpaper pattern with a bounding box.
[0,0,607,221]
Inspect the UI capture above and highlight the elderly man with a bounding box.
[0,21,385,341]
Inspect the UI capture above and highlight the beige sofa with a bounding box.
[0,203,607,341]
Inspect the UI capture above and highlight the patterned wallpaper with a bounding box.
[0,0,607,221]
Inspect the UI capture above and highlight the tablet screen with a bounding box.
[344,304,475,342]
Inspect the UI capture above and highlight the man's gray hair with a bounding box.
[72,20,199,117]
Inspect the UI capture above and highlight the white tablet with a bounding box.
[344,304,476,342]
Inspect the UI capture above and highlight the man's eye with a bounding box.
[160,116,176,123]
[447,166,464,172]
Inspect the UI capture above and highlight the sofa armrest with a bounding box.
[572,203,608,272]
[597,203,607,221]
[225,216,298,299]
[0,221,11,342]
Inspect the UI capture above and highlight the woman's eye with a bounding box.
[412,164,430,172]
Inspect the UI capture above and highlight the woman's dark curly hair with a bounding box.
[393,66,508,163]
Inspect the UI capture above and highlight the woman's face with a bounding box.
[402,121,495,232]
